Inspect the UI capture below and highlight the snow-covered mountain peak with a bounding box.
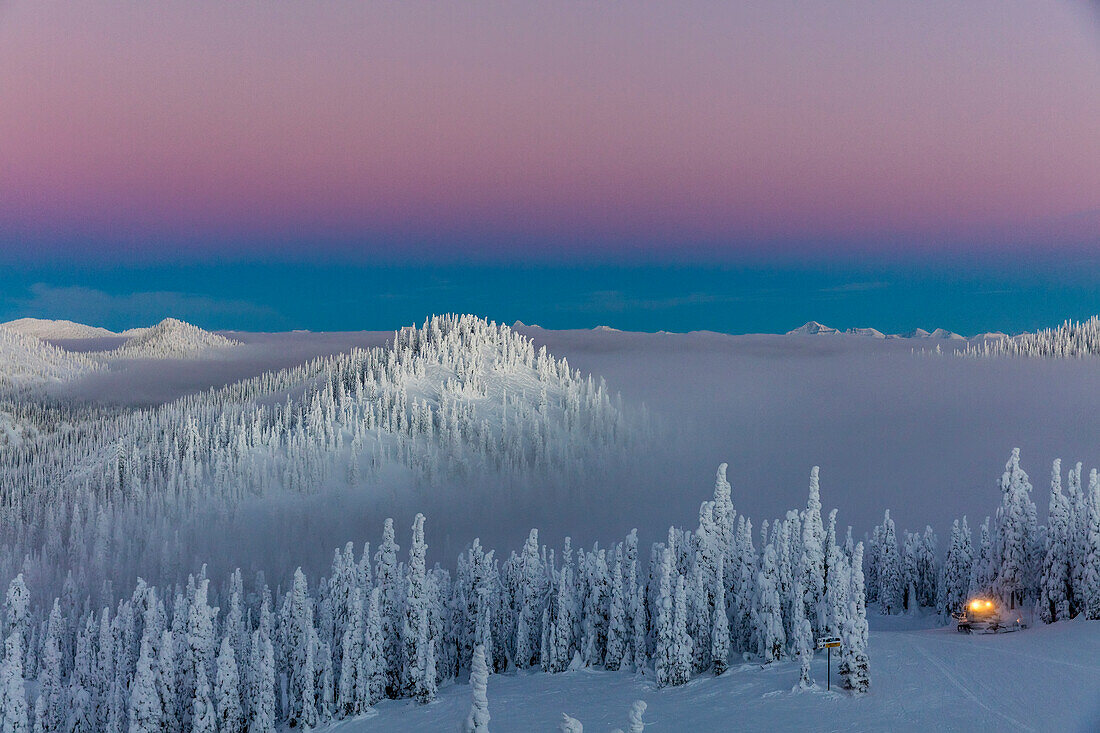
[786,321,838,335]
[105,317,239,359]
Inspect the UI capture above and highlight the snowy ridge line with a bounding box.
[0,315,637,581]
[962,315,1100,358]
[0,462,869,731]
[0,318,118,340]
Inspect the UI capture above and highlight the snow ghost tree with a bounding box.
[463,644,490,733]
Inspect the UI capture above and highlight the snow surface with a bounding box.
[322,613,1100,732]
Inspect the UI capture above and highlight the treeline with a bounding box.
[963,315,1100,358]
[867,449,1100,623]
[0,464,869,732]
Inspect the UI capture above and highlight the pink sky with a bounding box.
[1,1,1098,259]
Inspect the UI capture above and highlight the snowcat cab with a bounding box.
[952,597,1026,634]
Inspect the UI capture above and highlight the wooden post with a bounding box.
[827,646,831,691]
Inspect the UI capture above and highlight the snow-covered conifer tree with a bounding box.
[337,589,364,717]
[374,519,402,696]
[1039,460,1072,623]
[997,449,1038,608]
[710,554,730,674]
[670,576,692,685]
[801,467,826,632]
[0,631,27,733]
[877,511,903,614]
[215,636,243,733]
[463,644,490,733]
[404,514,436,703]
[970,517,995,596]
[790,577,813,688]
[1083,470,1100,620]
[191,666,216,733]
[128,636,161,733]
[248,629,275,733]
[841,542,870,693]
[605,552,628,671]
[752,545,785,663]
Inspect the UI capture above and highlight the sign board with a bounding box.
[816,636,841,649]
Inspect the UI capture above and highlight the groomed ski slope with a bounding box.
[322,614,1100,732]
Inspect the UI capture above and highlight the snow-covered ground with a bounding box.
[325,613,1100,732]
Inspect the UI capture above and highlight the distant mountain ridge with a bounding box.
[786,321,966,340]
[0,317,117,339]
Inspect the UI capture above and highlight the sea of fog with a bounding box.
[51,327,1100,580]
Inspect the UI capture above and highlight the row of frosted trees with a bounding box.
[0,464,869,732]
[867,449,1100,623]
[963,315,1100,358]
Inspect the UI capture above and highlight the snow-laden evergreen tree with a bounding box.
[671,576,693,686]
[248,629,275,733]
[363,588,386,705]
[0,631,27,733]
[653,545,676,688]
[192,665,216,733]
[1039,459,1073,623]
[581,548,609,668]
[801,467,826,633]
[789,577,813,688]
[822,509,848,636]
[35,602,64,733]
[157,630,177,733]
[182,578,216,731]
[337,589,365,718]
[514,529,545,670]
[404,514,437,703]
[997,449,1039,608]
[712,464,735,571]
[286,569,316,726]
[840,542,870,693]
[2,578,30,666]
[128,634,161,733]
[215,636,244,733]
[463,644,490,733]
[1083,469,1100,620]
[752,545,785,663]
[374,518,403,697]
[605,551,628,671]
[877,511,903,615]
[970,516,995,596]
[916,527,938,608]
[938,518,972,616]
[1066,462,1088,616]
[733,517,756,651]
[710,554,730,674]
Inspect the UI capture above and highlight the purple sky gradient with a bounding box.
[1,1,1098,261]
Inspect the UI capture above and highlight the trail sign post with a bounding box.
[816,636,841,691]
